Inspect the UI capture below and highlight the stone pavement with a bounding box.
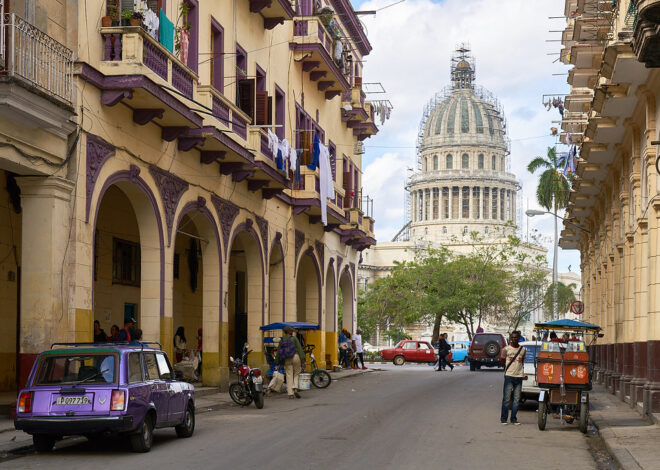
[0,366,372,459]
[589,384,660,470]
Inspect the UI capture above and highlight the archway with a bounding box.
[296,250,320,323]
[268,240,285,323]
[92,181,162,342]
[325,262,337,368]
[339,268,354,332]
[171,203,221,385]
[227,227,264,362]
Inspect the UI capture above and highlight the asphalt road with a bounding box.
[3,364,602,469]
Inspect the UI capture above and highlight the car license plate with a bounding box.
[56,396,90,405]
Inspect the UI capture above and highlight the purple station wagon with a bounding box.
[14,342,195,453]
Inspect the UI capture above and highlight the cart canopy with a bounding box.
[533,318,601,332]
[260,321,320,331]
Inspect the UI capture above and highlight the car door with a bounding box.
[156,352,184,423]
[143,352,169,425]
[417,342,434,362]
[401,341,417,360]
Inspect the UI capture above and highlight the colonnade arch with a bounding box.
[268,239,285,323]
[296,249,321,324]
[339,268,354,332]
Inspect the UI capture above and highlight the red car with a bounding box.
[380,340,436,365]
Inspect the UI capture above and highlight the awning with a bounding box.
[533,319,601,332]
[260,321,320,331]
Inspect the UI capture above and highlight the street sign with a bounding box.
[570,300,584,315]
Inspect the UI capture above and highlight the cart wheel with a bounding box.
[579,403,589,433]
[538,400,548,431]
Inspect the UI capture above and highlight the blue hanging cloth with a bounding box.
[307,134,320,171]
[276,149,284,170]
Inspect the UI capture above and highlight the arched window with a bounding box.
[442,226,447,234]
[478,154,484,169]
[446,154,453,169]
[492,155,496,170]
[463,226,468,235]
[485,226,489,234]
[433,155,438,170]
[462,154,469,169]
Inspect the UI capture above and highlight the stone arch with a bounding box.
[325,261,337,333]
[296,247,322,324]
[171,197,223,385]
[91,167,165,343]
[338,266,354,331]
[268,233,285,323]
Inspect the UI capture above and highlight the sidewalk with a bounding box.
[0,366,372,458]
[589,384,660,470]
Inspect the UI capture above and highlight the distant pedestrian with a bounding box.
[174,326,187,362]
[353,328,366,370]
[500,330,526,425]
[108,324,120,342]
[118,318,136,342]
[276,326,305,399]
[550,331,560,342]
[93,320,107,343]
[338,329,349,368]
[437,333,453,371]
[130,328,143,344]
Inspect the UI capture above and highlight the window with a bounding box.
[442,187,449,219]
[433,155,438,170]
[418,342,431,350]
[156,353,173,379]
[144,353,160,380]
[442,226,447,234]
[492,188,498,219]
[462,186,469,218]
[446,154,453,169]
[483,187,489,219]
[463,226,468,235]
[478,154,484,169]
[433,188,439,219]
[424,188,430,220]
[183,1,199,73]
[492,155,496,170]
[462,154,469,169]
[328,143,336,181]
[128,353,143,383]
[485,226,489,234]
[472,187,480,219]
[211,19,224,93]
[35,354,117,385]
[236,45,254,119]
[275,86,285,140]
[112,238,140,286]
[403,342,416,349]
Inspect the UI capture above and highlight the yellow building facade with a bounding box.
[558,0,660,415]
[0,0,379,392]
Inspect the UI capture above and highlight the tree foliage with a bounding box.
[543,281,577,319]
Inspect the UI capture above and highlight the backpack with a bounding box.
[278,337,297,360]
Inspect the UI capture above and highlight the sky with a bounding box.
[351,0,581,274]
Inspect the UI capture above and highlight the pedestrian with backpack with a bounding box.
[276,326,306,399]
[500,330,527,425]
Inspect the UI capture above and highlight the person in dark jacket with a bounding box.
[118,318,136,342]
[93,320,107,343]
[275,326,305,399]
[437,333,454,371]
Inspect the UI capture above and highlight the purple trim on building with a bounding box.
[212,95,230,124]
[294,230,305,269]
[337,255,343,276]
[148,165,190,246]
[288,43,350,91]
[78,63,203,128]
[143,39,168,80]
[315,240,325,275]
[85,134,116,222]
[211,18,225,95]
[230,221,266,325]
[185,0,199,74]
[174,199,224,322]
[256,216,269,254]
[329,0,371,56]
[172,62,194,99]
[298,246,323,325]
[91,167,166,318]
[211,194,241,260]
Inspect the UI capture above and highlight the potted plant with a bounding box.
[103,4,118,27]
[109,5,119,26]
[121,9,132,26]
[130,10,144,27]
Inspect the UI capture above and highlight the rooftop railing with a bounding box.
[0,13,74,104]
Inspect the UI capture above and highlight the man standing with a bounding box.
[501,330,526,425]
[437,333,453,371]
[353,328,366,370]
[277,326,305,399]
[118,317,136,342]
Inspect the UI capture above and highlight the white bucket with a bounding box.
[298,373,311,390]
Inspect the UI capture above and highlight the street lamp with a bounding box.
[525,209,559,320]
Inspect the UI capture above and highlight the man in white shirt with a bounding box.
[500,330,526,425]
[352,328,366,370]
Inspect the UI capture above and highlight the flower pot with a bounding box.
[129,18,141,26]
[102,16,112,27]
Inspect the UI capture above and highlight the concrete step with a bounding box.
[192,385,221,398]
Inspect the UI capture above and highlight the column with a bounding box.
[16,176,75,387]
[467,186,472,220]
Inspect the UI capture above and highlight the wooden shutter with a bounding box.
[237,79,255,120]
[255,91,268,125]
[343,170,351,208]
[267,96,273,126]
[354,76,362,87]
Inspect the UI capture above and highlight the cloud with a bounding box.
[355,0,580,272]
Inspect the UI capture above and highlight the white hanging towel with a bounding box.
[289,147,297,172]
[318,143,335,226]
[267,129,279,155]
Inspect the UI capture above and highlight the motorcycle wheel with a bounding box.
[311,370,332,388]
[254,391,265,409]
[538,400,548,431]
[229,383,252,406]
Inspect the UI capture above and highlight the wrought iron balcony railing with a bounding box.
[0,13,74,104]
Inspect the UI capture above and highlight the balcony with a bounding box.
[341,86,369,125]
[290,17,350,99]
[248,0,296,29]
[632,17,660,66]
[0,13,76,140]
[636,0,660,23]
[288,167,346,224]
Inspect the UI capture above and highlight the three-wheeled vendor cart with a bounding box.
[533,319,602,433]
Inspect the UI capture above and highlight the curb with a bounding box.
[590,418,643,470]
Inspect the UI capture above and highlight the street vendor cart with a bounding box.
[533,319,602,433]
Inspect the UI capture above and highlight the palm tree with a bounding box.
[527,146,572,319]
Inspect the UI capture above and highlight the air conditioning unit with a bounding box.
[354,142,364,155]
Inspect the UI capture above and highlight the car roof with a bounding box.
[44,343,162,355]
[520,341,543,346]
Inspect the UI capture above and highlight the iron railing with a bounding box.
[358,190,374,218]
[0,12,73,104]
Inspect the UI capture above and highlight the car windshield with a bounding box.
[34,353,117,385]
[472,335,500,345]
[524,346,539,363]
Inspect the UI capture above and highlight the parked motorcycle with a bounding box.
[229,343,265,409]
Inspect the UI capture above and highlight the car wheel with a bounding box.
[32,434,56,453]
[484,341,501,358]
[393,355,405,366]
[538,400,548,431]
[469,362,476,371]
[130,414,154,452]
[175,403,195,438]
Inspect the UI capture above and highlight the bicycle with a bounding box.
[304,344,332,388]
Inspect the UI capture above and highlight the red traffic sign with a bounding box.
[570,300,584,315]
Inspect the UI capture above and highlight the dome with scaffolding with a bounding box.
[404,45,520,245]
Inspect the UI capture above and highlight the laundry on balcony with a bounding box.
[307,134,320,171]
[318,142,335,226]
[159,9,174,53]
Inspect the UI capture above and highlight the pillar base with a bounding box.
[620,375,634,402]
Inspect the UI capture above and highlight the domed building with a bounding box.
[409,47,519,243]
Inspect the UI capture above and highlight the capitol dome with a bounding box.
[408,46,519,244]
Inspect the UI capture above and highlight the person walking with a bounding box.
[437,333,453,371]
[353,328,366,370]
[277,326,305,399]
[174,327,187,363]
[338,329,348,368]
[501,330,526,425]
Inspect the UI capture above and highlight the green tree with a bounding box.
[543,282,577,319]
